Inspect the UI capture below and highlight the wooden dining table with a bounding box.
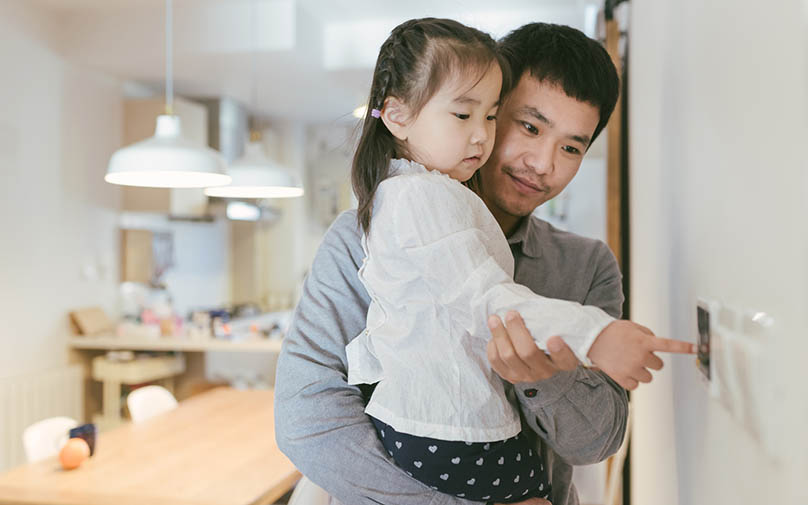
[0,388,301,505]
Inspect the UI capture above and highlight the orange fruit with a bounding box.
[59,438,90,470]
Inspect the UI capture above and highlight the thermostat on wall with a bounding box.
[696,299,713,381]
[696,298,743,413]
[696,298,725,400]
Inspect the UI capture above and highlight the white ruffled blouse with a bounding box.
[346,159,614,442]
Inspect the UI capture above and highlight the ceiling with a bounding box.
[27,0,598,123]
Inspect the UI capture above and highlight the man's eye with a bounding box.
[521,122,538,135]
[454,113,470,120]
[486,115,497,121]
[562,145,581,155]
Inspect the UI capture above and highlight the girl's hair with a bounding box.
[352,18,507,233]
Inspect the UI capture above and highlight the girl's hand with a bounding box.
[587,320,695,390]
[487,311,579,384]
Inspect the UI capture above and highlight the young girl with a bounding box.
[346,18,656,503]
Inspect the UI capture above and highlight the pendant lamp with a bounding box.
[105,0,229,189]
[203,0,303,199]
[204,132,304,198]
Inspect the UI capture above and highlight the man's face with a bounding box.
[478,75,600,227]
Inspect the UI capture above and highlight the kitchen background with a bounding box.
[6,1,804,504]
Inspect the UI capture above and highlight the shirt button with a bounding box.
[524,388,537,398]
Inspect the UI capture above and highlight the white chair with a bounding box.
[126,385,178,423]
[23,416,78,463]
[286,476,330,505]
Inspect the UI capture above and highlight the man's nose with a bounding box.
[523,140,554,175]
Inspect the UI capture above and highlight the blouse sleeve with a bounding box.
[379,175,614,365]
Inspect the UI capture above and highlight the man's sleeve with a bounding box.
[513,241,629,465]
[274,212,479,505]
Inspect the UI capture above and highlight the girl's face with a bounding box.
[399,63,502,182]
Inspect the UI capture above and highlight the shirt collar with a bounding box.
[389,158,428,177]
[506,215,543,259]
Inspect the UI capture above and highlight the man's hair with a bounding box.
[498,22,619,145]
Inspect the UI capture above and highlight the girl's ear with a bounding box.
[380,97,411,141]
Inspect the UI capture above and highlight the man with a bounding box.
[275,22,688,505]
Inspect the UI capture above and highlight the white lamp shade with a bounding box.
[105,115,230,189]
[204,140,304,199]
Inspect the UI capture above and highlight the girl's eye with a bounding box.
[486,115,497,121]
[562,145,581,155]
[454,113,470,120]
[521,121,538,135]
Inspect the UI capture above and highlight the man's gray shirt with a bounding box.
[274,210,628,505]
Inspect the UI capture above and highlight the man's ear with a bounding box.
[380,97,411,141]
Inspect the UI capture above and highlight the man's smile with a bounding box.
[503,168,548,195]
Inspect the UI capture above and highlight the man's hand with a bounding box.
[587,320,695,390]
[487,311,579,384]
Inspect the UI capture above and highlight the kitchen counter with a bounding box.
[68,333,286,429]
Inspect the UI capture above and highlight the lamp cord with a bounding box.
[250,0,258,133]
[165,0,174,115]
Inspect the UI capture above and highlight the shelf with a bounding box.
[69,335,284,353]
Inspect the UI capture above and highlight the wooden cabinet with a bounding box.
[120,229,174,284]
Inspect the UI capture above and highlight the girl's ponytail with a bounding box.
[352,115,395,233]
[352,24,410,234]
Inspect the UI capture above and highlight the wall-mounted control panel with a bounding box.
[696,300,712,381]
[695,298,783,462]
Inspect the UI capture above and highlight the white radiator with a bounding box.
[0,365,84,471]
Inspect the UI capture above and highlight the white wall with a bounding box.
[629,1,808,504]
[0,2,123,379]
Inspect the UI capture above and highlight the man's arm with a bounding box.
[493,242,629,465]
[514,365,628,466]
[274,212,478,505]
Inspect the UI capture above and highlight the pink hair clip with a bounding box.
[370,108,382,118]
